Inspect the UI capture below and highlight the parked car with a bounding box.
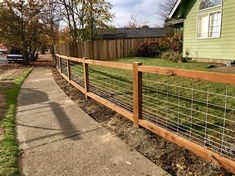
[7,48,24,63]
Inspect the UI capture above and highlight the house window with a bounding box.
[209,11,222,38]
[199,0,222,10]
[198,0,223,39]
[198,11,222,39]
[198,14,209,38]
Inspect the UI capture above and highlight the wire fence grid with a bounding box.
[60,59,68,76]
[88,65,133,112]
[142,73,235,160]
[70,61,84,87]
[57,57,235,161]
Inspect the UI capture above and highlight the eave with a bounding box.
[168,0,182,19]
[166,18,185,26]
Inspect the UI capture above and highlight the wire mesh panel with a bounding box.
[142,73,235,160]
[61,58,68,76]
[70,61,84,88]
[88,65,133,112]
[55,54,235,171]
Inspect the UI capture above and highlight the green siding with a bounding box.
[183,0,235,61]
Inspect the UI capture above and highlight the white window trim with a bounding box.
[199,0,223,11]
[197,9,223,40]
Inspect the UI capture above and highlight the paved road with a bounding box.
[17,68,169,176]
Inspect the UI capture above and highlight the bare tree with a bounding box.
[125,14,149,28]
[157,0,177,22]
[125,15,138,28]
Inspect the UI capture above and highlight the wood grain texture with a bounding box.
[55,38,162,60]
[138,65,235,85]
[133,62,142,128]
[139,119,235,174]
[83,57,89,99]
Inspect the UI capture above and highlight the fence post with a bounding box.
[59,57,62,73]
[133,62,142,128]
[55,55,58,69]
[57,56,59,70]
[83,57,89,99]
[67,58,71,80]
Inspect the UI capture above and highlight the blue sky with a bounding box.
[108,0,167,27]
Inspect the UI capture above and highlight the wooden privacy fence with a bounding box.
[55,38,161,60]
[55,54,235,173]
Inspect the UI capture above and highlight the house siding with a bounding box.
[183,0,235,61]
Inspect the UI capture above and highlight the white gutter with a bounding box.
[168,0,182,19]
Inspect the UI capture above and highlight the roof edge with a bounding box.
[168,0,182,19]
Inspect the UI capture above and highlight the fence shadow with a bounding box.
[18,88,80,141]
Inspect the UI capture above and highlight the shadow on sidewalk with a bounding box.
[50,102,80,140]
[18,88,80,142]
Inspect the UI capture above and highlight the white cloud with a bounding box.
[108,0,166,27]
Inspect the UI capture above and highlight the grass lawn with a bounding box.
[115,57,212,71]
[60,57,235,159]
[0,68,32,176]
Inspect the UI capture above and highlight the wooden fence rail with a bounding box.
[55,37,161,60]
[55,54,235,173]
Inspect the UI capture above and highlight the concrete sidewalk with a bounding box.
[17,68,169,176]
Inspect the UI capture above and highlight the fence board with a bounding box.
[138,65,235,85]
[139,119,235,174]
[55,37,162,60]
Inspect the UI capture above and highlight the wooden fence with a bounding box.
[55,38,161,60]
[55,54,235,174]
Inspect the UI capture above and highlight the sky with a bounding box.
[108,0,167,28]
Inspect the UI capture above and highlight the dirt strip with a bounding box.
[52,67,233,176]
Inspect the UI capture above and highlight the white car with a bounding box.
[7,49,24,63]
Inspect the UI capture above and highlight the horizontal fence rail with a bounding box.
[55,54,235,173]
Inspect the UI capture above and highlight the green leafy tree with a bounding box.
[56,0,114,42]
[0,0,55,64]
[41,0,60,56]
[84,0,114,40]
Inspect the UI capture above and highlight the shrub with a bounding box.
[159,38,171,52]
[158,32,183,53]
[136,42,160,57]
[135,32,183,58]
[161,51,186,63]
[171,32,183,52]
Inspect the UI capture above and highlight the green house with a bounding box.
[168,0,235,63]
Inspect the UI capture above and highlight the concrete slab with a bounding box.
[17,68,169,176]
